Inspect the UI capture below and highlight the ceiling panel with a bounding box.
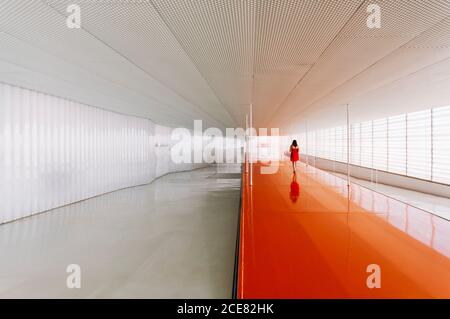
[2,0,450,133]
[252,71,309,126]
[44,0,236,127]
[300,56,450,130]
[349,58,450,120]
[205,74,253,107]
[253,0,363,127]
[272,0,450,131]
[0,0,232,129]
[152,0,365,128]
[151,0,255,126]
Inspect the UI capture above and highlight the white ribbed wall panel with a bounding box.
[155,124,171,178]
[155,125,209,177]
[433,105,450,185]
[0,83,156,224]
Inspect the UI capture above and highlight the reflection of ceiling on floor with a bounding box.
[1,1,450,131]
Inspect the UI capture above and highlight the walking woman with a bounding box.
[290,140,300,173]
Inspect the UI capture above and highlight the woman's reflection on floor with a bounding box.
[290,173,300,203]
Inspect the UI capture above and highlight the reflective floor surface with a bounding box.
[0,165,241,298]
[238,162,450,299]
[332,172,450,221]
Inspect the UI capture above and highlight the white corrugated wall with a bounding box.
[0,82,206,224]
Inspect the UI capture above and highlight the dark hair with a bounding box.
[292,140,298,147]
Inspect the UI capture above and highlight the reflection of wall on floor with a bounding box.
[301,155,450,198]
[301,155,450,220]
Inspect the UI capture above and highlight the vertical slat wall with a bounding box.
[388,114,407,176]
[300,104,450,186]
[0,83,155,224]
[372,118,388,172]
[407,110,432,180]
[360,121,373,169]
[155,124,171,178]
[433,106,450,185]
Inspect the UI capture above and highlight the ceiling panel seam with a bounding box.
[148,0,239,128]
[285,56,450,132]
[0,27,208,126]
[311,54,450,118]
[41,0,226,129]
[0,61,192,125]
[289,11,450,122]
[264,0,367,127]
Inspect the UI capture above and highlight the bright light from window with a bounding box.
[301,105,450,185]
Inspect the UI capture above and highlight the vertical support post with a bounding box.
[333,127,337,172]
[245,114,249,175]
[244,114,250,177]
[371,120,374,183]
[250,104,253,187]
[306,122,309,167]
[314,129,317,167]
[387,118,389,172]
[346,104,350,187]
[431,108,434,181]
[406,114,408,176]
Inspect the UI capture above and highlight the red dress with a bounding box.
[290,146,299,162]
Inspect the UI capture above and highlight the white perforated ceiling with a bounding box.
[0,0,235,129]
[271,0,450,131]
[1,0,450,131]
[150,0,364,127]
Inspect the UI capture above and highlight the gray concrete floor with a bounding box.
[0,164,241,298]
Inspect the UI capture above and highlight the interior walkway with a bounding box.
[238,161,450,299]
[0,165,241,298]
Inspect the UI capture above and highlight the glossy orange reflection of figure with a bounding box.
[238,161,450,299]
[289,173,300,203]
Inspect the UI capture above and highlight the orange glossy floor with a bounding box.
[237,162,450,299]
